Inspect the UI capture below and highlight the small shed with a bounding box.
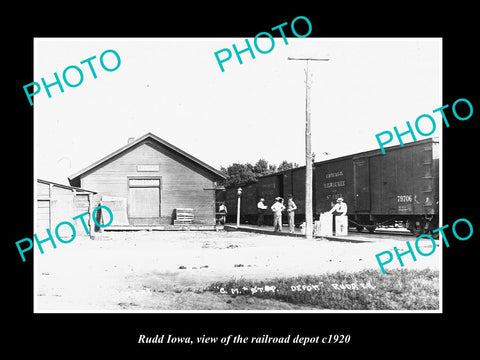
[36,179,99,237]
[68,133,227,227]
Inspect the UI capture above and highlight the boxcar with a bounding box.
[225,173,285,225]
[282,166,304,212]
[224,186,239,223]
[255,173,285,225]
[257,173,283,206]
[242,182,259,223]
[223,138,439,235]
[314,155,355,219]
[291,167,306,217]
[352,138,439,234]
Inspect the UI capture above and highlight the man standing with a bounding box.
[286,194,297,233]
[329,197,347,216]
[271,197,285,232]
[257,198,268,227]
[218,202,227,224]
[328,197,347,233]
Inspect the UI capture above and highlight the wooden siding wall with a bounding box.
[36,182,95,237]
[369,141,435,215]
[37,182,51,234]
[79,142,217,224]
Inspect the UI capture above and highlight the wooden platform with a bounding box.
[104,224,222,231]
[223,224,409,243]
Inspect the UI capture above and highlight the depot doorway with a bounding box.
[127,177,161,225]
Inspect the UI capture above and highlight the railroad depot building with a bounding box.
[67,132,226,229]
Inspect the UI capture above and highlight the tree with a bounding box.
[220,159,298,188]
[220,163,257,188]
[253,159,276,176]
[277,160,299,172]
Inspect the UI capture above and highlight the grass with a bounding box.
[207,269,439,310]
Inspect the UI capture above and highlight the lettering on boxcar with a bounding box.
[325,171,344,179]
[326,193,343,201]
[323,180,345,189]
[397,194,413,211]
[397,194,413,203]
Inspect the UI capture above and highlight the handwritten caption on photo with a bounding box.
[212,280,376,295]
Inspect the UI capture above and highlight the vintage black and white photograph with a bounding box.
[33,37,442,312]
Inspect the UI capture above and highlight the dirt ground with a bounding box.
[34,230,440,311]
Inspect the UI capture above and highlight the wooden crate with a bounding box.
[174,208,194,225]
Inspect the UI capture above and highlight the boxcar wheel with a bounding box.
[409,228,422,236]
[366,225,376,233]
[356,226,365,232]
[409,218,427,236]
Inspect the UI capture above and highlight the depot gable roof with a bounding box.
[68,132,227,185]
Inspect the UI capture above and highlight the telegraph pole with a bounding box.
[288,57,329,240]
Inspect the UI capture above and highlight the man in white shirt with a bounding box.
[286,194,297,233]
[329,197,347,234]
[271,197,285,232]
[329,197,347,215]
[257,198,268,227]
[218,203,227,224]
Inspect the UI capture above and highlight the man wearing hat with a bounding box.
[257,198,268,227]
[329,197,348,234]
[271,197,285,232]
[329,197,347,216]
[286,194,297,233]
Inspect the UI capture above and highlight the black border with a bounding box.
[6,4,479,355]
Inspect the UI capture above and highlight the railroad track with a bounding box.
[349,227,413,237]
[349,228,440,240]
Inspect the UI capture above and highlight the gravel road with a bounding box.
[35,230,440,311]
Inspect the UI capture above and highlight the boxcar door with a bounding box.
[353,158,370,212]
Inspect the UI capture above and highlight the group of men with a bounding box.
[219,195,348,234]
[257,194,298,233]
[258,196,348,233]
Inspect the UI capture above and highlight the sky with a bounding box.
[34,38,442,185]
